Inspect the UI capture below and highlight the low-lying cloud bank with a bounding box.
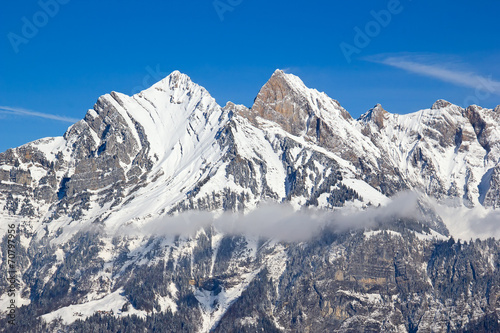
[433,203,500,240]
[111,191,500,242]
[115,192,422,242]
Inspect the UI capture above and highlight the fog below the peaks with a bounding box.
[117,192,422,242]
[112,191,500,242]
[433,202,500,240]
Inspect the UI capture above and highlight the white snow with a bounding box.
[263,243,288,294]
[357,103,486,207]
[342,178,389,206]
[414,229,448,241]
[194,269,261,333]
[157,294,178,313]
[28,136,66,162]
[364,230,402,239]
[41,288,147,325]
[336,289,383,304]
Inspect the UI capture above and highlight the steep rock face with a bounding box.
[0,72,232,226]
[358,103,389,130]
[250,70,405,197]
[251,70,369,161]
[358,100,486,206]
[252,69,351,139]
[464,104,500,207]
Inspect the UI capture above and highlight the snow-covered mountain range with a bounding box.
[1,70,500,332]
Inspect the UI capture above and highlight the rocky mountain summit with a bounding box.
[1,70,500,332]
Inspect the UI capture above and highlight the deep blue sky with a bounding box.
[1,0,500,152]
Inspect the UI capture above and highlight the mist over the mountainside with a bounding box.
[113,191,422,241]
[433,201,500,240]
[110,190,500,241]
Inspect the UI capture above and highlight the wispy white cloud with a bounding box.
[112,192,423,242]
[366,54,500,96]
[110,191,500,242]
[0,106,79,123]
[431,201,500,240]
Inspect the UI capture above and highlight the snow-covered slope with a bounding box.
[358,100,486,207]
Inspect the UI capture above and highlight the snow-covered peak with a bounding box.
[65,70,230,186]
[431,99,453,110]
[269,69,310,93]
[272,68,285,76]
[358,104,389,128]
[251,70,352,137]
[145,70,197,93]
[425,99,464,120]
[126,75,225,160]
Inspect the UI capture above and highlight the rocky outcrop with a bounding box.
[358,103,389,130]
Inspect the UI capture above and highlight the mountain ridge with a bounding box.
[3,69,500,229]
[1,69,500,332]
[3,69,500,225]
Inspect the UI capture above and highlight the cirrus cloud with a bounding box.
[365,53,500,96]
[0,105,79,123]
